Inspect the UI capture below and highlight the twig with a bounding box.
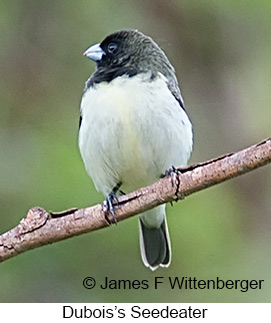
[0,138,270,263]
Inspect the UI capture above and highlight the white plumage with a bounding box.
[79,71,193,270]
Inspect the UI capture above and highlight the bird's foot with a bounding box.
[104,182,122,225]
[164,165,181,204]
[163,165,180,186]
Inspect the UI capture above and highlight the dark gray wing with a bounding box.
[167,77,186,112]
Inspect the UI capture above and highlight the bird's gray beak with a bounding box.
[83,43,105,62]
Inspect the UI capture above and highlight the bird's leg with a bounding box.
[164,165,180,187]
[163,165,181,205]
[104,181,122,225]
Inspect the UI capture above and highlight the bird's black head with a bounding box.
[84,29,177,85]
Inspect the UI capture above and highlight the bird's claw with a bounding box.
[164,165,182,202]
[165,165,179,187]
[104,182,122,225]
[104,192,118,225]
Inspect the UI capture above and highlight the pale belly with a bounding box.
[79,73,193,196]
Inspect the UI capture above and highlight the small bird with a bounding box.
[78,29,193,270]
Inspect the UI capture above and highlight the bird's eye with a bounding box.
[107,42,118,54]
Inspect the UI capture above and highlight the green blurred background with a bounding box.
[0,0,271,302]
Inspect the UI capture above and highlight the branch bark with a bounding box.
[0,138,270,263]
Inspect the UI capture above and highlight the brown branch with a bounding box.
[0,138,270,263]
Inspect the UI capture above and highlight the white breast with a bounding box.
[78,72,193,196]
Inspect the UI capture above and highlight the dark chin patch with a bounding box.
[86,66,138,88]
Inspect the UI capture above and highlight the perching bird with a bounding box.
[78,29,193,270]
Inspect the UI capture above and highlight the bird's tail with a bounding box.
[138,206,171,271]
